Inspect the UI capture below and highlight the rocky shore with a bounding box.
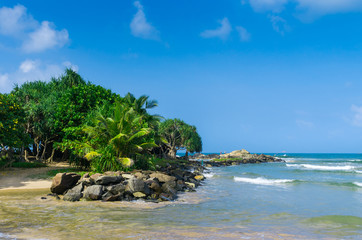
[49,160,205,202]
[190,149,284,167]
[48,150,282,203]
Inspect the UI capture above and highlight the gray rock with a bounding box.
[63,183,84,202]
[89,173,102,183]
[106,183,126,195]
[125,177,150,195]
[146,179,161,193]
[50,173,81,194]
[84,185,103,200]
[122,174,134,179]
[95,175,123,185]
[161,181,177,196]
[149,172,176,183]
[134,172,146,179]
[102,191,120,201]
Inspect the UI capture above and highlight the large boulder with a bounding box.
[125,177,150,194]
[89,173,102,183]
[161,181,177,197]
[95,175,123,185]
[106,183,126,195]
[146,178,162,193]
[50,173,81,194]
[149,172,176,183]
[84,185,103,200]
[102,191,120,201]
[63,183,84,202]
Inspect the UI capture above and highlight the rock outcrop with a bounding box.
[50,173,81,194]
[53,161,206,203]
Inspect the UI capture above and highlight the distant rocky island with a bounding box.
[190,149,283,167]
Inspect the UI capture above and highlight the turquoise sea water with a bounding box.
[0,153,361,239]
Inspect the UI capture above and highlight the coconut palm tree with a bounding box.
[82,102,158,171]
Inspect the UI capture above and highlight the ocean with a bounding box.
[0,153,361,239]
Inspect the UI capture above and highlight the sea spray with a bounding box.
[286,164,355,171]
[233,176,294,186]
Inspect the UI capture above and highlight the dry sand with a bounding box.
[0,162,69,191]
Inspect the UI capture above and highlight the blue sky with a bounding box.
[1,0,362,153]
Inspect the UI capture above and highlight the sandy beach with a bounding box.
[0,163,69,191]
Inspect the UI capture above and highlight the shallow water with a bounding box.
[1,153,362,239]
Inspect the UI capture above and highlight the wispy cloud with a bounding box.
[0,60,78,93]
[249,0,288,13]
[200,18,232,40]
[296,119,314,128]
[236,26,251,41]
[0,5,69,52]
[351,105,362,127]
[247,0,362,20]
[268,15,290,35]
[130,1,159,40]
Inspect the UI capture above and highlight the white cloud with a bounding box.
[0,5,37,36]
[236,26,251,41]
[268,15,289,35]
[0,5,69,52]
[247,0,362,20]
[248,0,288,12]
[296,119,314,128]
[296,0,362,20]
[0,60,77,93]
[19,59,37,73]
[200,18,232,40]
[130,1,159,40]
[351,105,362,127]
[22,21,69,53]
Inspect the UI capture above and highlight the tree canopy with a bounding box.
[0,69,203,171]
[159,118,202,158]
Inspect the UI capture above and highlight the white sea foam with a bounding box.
[204,173,214,178]
[233,177,294,185]
[355,170,362,174]
[353,182,362,187]
[287,164,355,171]
[283,158,298,162]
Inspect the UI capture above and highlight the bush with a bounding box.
[10,162,47,168]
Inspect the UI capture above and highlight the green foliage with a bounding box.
[0,93,30,149]
[159,118,202,158]
[10,162,47,168]
[3,69,203,172]
[11,69,121,163]
[69,99,160,172]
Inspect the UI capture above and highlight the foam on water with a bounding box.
[234,177,294,186]
[287,164,355,171]
[353,182,362,187]
[204,173,214,178]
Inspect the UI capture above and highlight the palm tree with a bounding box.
[82,102,158,171]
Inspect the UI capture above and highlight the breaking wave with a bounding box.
[286,164,356,171]
[233,177,295,186]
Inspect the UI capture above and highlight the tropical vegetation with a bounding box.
[0,69,202,172]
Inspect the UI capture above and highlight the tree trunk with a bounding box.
[47,149,55,163]
[168,148,177,159]
[35,138,40,161]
